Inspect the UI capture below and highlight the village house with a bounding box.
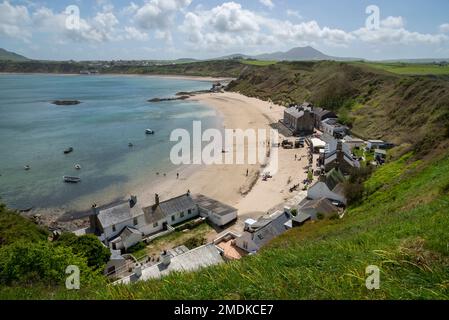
[343,135,365,150]
[321,118,349,139]
[193,194,238,227]
[320,139,359,174]
[235,209,292,253]
[312,107,337,130]
[366,140,385,150]
[89,192,237,251]
[307,169,347,205]
[297,197,339,221]
[283,102,315,135]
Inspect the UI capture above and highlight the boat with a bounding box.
[24,165,30,171]
[64,147,74,154]
[128,143,134,147]
[74,164,81,170]
[145,129,155,135]
[63,176,81,183]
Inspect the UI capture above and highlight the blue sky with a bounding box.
[1,0,449,60]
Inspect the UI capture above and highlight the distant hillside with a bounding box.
[0,48,29,62]
[227,61,449,155]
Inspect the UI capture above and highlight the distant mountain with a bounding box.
[0,48,30,61]
[254,46,331,61]
[219,46,360,62]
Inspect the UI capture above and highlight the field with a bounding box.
[352,62,449,75]
[239,59,278,66]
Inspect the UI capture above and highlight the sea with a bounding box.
[0,74,221,212]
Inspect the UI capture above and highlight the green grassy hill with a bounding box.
[0,48,29,62]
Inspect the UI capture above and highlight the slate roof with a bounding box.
[292,213,312,224]
[299,198,338,215]
[116,244,224,284]
[285,106,305,119]
[193,194,237,217]
[142,193,197,224]
[97,201,143,229]
[248,211,292,248]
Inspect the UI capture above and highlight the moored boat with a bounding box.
[145,129,155,135]
[64,147,74,154]
[63,176,81,183]
[75,164,81,170]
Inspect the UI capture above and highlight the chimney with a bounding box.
[89,204,100,234]
[187,189,191,197]
[155,194,160,206]
[161,250,171,266]
[336,141,344,167]
[134,263,142,278]
[129,195,137,208]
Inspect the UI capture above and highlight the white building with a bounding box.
[193,194,238,227]
[366,140,385,150]
[235,209,292,253]
[90,193,199,250]
[321,118,348,138]
[307,169,347,205]
[343,135,365,149]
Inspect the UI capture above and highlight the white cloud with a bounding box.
[124,26,148,41]
[381,16,405,29]
[181,2,354,51]
[0,1,32,40]
[286,9,302,20]
[133,0,191,40]
[259,0,274,9]
[353,16,447,46]
[440,23,449,33]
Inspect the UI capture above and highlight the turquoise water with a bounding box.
[0,74,220,211]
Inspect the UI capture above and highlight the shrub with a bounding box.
[56,234,110,271]
[316,213,325,221]
[183,236,206,250]
[0,241,100,286]
[290,209,298,217]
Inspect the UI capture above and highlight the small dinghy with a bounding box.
[24,165,30,171]
[74,164,81,170]
[64,147,74,154]
[145,129,155,135]
[63,176,81,183]
[128,142,134,147]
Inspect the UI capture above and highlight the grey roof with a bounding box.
[285,106,305,119]
[143,193,197,224]
[116,243,224,284]
[293,213,312,224]
[121,226,142,238]
[193,194,237,217]
[299,198,338,215]
[248,211,292,247]
[97,201,143,229]
[332,183,346,197]
[325,168,346,190]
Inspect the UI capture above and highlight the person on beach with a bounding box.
[246,169,249,177]
[177,173,179,179]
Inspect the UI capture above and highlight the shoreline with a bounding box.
[0,72,235,83]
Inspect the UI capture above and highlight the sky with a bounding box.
[1,0,449,61]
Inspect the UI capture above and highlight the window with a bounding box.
[171,215,175,222]
[133,218,138,226]
[243,241,248,249]
[153,222,158,228]
[188,209,192,215]
[112,224,116,232]
[180,211,185,218]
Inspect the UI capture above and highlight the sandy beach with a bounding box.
[129,92,310,235]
